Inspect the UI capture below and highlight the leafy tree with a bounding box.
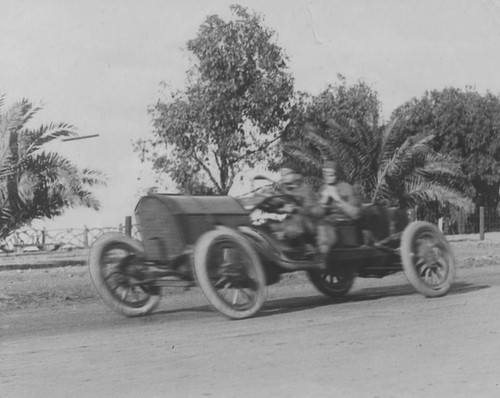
[279,76,382,178]
[284,79,474,213]
[0,96,106,238]
[391,87,500,207]
[137,5,294,194]
[308,75,381,132]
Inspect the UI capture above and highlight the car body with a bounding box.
[89,187,456,319]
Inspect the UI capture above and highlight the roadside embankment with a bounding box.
[0,249,88,271]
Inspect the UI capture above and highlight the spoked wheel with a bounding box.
[401,221,456,297]
[88,233,161,317]
[194,228,267,319]
[307,263,355,298]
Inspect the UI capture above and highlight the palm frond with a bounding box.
[403,182,474,213]
[0,98,105,237]
[21,122,76,156]
[377,116,401,166]
[18,99,41,127]
[79,168,108,187]
[285,146,318,166]
[373,132,436,197]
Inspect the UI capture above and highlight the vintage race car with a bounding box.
[88,177,456,319]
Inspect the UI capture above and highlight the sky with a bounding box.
[2,0,500,230]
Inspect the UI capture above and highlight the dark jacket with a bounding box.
[281,182,323,239]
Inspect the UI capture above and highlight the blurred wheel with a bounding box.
[401,221,455,297]
[88,233,161,316]
[307,264,354,297]
[194,228,267,319]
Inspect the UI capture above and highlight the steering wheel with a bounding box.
[253,193,302,214]
[248,175,302,213]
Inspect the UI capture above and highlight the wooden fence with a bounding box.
[1,217,141,253]
[411,205,500,238]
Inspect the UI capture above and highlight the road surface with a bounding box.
[2,263,500,398]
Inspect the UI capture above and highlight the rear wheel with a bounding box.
[307,264,355,298]
[401,221,455,297]
[194,228,267,319]
[88,233,161,317]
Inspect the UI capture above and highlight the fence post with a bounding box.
[125,216,132,237]
[42,227,46,251]
[14,232,21,253]
[83,225,89,248]
[479,206,485,241]
[458,210,465,234]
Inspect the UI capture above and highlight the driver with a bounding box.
[275,162,323,247]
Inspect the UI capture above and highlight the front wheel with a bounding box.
[88,233,161,317]
[193,228,267,319]
[401,221,456,297]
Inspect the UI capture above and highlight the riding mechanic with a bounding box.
[317,160,362,265]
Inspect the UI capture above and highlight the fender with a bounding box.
[237,225,317,271]
[238,226,281,256]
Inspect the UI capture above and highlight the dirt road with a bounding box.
[2,236,500,398]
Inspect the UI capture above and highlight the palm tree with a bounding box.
[0,96,106,238]
[285,116,474,214]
